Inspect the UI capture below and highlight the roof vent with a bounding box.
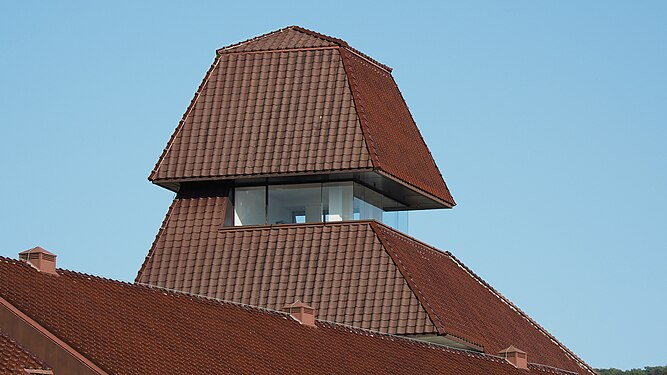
[498,346,528,369]
[19,247,58,276]
[282,300,316,327]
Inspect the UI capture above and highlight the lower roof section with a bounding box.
[2,257,578,375]
[136,195,594,374]
[0,329,51,374]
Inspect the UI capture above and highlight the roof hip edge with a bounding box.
[368,222,484,350]
[149,54,222,182]
[444,252,597,375]
[339,47,381,170]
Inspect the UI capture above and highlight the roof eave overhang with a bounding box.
[150,169,453,211]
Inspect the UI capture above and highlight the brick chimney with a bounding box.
[498,346,528,369]
[19,247,58,276]
[282,301,316,327]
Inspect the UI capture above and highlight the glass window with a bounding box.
[323,182,354,222]
[268,183,322,224]
[232,181,408,231]
[353,183,387,221]
[234,186,266,226]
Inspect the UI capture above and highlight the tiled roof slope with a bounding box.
[0,329,51,374]
[137,195,228,289]
[1,257,575,375]
[149,26,454,206]
[341,49,455,204]
[151,48,372,180]
[135,204,592,374]
[373,225,594,374]
[139,221,437,335]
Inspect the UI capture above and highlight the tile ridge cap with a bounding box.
[149,54,222,181]
[382,72,454,204]
[445,252,596,374]
[217,26,342,54]
[368,222,484,348]
[339,47,381,169]
[135,197,179,282]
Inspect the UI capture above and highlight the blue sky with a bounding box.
[1,0,665,370]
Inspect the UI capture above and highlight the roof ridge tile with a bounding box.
[369,222,484,350]
[367,224,595,374]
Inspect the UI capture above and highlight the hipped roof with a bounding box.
[149,26,454,207]
[135,195,594,374]
[2,257,577,375]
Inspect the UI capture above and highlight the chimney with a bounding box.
[282,300,316,327]
[19,247,58,276]
[498,346,528,369]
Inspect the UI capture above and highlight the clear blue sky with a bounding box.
[1,0,665,370]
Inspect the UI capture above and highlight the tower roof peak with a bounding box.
[151,27,454,209]
[216,25,392,72]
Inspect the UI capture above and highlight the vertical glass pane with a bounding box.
[353,183,384,221]
[323,182,353,222]
[268,183,322,224]
[234,186,266,226]
[382,211,409,233]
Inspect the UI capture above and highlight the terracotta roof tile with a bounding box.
[341,49,454,205]
[151,48,372,181]
[136,199,592,374]
[139,219,436,335]
[0,329,51,374]
[1,257,574,375]
[373,224,594,374]
[149,27,454,207]
[136,195,229,286]
[219,27,338,53]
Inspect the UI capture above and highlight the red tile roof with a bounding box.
[137,195,229,288]
[0,329,51,373]
[374,224,593,374]
[340,49,455,204]
[139,216,437,335]
[149,26,454,207]
[1,257,577,375]
[136,201,593,374]
[219,26,339,53]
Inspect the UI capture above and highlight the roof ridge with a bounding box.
[2,255,557,373]
[1,254,292,318]
[445,252,597,375]
[365,225,595,374]
[369,222,484,350]
[149,54,222,181]
[383,72,455,206]
[216,25,343,54]
[216,26,393,72]
[135,198,179,282]
[289,26,393,72]
[372,220,453,257]
[339,48,381,169]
